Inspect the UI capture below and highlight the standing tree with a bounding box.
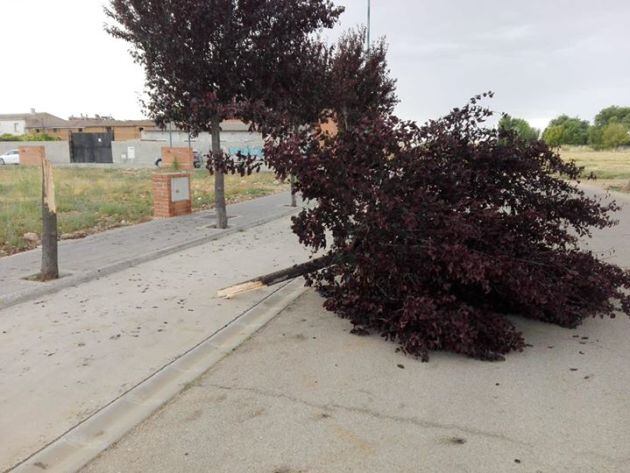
[252,37,333,207]
[498,114,539,143]
[327,28,398,132]
[542,115,590,146]
[106,0,343,228]
[255,28,397,205]
[601,122,630,149]
[590,106,630,149]
[261,28,397,210]
[594,106,630,128]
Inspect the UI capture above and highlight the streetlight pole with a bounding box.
[367,0,371,52]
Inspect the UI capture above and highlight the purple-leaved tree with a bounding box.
[106,0,343,228]
[327,28,398,132]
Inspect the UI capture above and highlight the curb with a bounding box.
[0,207,298,311]
[7,278,308,473]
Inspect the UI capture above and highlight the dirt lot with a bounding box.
[0,167,287,256]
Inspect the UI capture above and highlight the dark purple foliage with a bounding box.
[327,28,398,132]
[106,0,343,227]
[265,95,630,361]
[105,0,343,132]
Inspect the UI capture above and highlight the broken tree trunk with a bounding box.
[40,157,59,280]
[217,254,333,299]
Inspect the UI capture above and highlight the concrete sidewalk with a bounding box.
[0,215,311,472]
[0,191,297,309]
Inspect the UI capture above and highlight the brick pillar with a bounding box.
[152,173,192,218]
[18,146,46,166]
[161,147,194,170]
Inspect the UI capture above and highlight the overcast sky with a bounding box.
[2,0,629,129]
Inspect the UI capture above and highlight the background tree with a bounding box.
[498,114,539,143]
[106,0,343,228]
[542,125,564,147]
[588,125,605,149]
[601,122,630,149]
[590,106,630,149]
[542,115,590,146]
[594,106,630,128]
[261,28,397,204]
[266,95,630,361]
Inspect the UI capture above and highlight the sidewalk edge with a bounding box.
[8,278,308,473]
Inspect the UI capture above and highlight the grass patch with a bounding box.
[560,147,630,193]
[561,147,630,180]
[0,167,287,256]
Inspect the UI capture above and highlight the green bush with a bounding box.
[0,133,61,142]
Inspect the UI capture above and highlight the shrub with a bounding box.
[0,133,60,142]
[266,95,630,361]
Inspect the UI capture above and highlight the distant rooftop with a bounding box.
[0,112,69,129]
[65,117,155,128]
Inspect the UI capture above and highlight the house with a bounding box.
[0,111,155,141]
[64,116,155,141]
[0,111,68,137]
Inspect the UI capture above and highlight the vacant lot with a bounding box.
[0,167,287,256]
[561,147,630,192]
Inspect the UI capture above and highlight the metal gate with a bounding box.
[70,132,114,163]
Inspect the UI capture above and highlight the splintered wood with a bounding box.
[216,255,333,300]
[217,281,266,299]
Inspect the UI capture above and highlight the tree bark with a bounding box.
[40,158,59,280]
[289,125,299,207]
[290,174,297,207]
[217,254,333,298]
[212,116,228,229]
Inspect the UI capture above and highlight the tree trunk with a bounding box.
[212,116,228,229]
[289,125,299,207]
[217,254,333,298]
[290,174,297,207]
[40,158,59,280]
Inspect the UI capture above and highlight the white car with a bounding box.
[0,149,20,165]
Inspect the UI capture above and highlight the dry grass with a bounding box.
[560,147,630,193]
[0,167,287,255]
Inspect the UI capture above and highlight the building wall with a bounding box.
[0,120,26,136]
[45,129,72,140]
[140,130,264,155]
[26,126,145,142]
[0,141,70,164]
[111,140,164,166]
[113,126,144,141]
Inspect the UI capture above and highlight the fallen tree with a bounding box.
[261,94,630,361]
